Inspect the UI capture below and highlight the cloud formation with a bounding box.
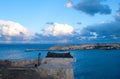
[1,19,120,44]
[67,0,111,15]
[0,21,75,44]
[86,6,120,39]
[31,23,75,43]
[68,4,120,43]
[0,20,31,43]
[66,0,73,8]
[81,21,120,38]
[78,8,120,43]
[115,6,120,21]
[43,23,74,36]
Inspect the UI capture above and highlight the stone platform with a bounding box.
[0,52,76,79]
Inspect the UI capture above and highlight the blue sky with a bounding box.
[0,0,120,43]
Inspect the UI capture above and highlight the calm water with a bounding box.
[0,44,120,79]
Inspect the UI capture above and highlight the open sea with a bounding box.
[0,44,120,79]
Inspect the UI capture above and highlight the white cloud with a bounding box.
[90,32,98,39]
[0,20,31,42]
[66,0,73,8]
[43,23,74,36]
[0,20,30,37]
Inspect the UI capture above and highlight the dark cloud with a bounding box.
[71,6,120,43]
[76,22,82,25]
[79,21,120,43]
[46,22,54,25]
[75,5,120,43]
[82,22,120,36]
[74,0,111,15]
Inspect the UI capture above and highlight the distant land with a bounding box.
[25,43,120,52]
[49,43,120,50]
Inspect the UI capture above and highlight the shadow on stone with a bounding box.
[46,52,73,58]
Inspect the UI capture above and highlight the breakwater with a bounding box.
[0,57,75,79]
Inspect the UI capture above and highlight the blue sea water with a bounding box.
[0,44,120,79]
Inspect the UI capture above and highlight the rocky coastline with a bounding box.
[49,43,120,50]
[25,43,120,52]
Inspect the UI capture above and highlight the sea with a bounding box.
[0,44,120,79]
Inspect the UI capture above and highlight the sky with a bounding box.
[0,0,120,44]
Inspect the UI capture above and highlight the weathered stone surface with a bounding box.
[0,58,75,79]
[39,58,75,79]
[42,58,75,64]
[11,59,39,67]
[36,63,74,79]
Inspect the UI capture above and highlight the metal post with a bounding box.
[38,52,41,66]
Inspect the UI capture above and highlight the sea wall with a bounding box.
[36,63,74,79]
[0,58,75,79]
[37,58,75,79]
[41,58,76,64]
[11,59,38,67]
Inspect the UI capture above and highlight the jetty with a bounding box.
[0,52,76,79]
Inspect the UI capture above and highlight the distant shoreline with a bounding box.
[49,43,120,50]
[25,43,120,52]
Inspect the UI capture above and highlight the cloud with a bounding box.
[67,5,120,43]
[30,23,75,44]
[68,0,111,15]
[32,18,120,43]
[66,0,73,8]
[0,21,75,44]
[1,20,119,44]
[115,6,120,21]
[79,20,120,43]
[0,20,31,43]
[43,23,74,36]
[90,5,120,39]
